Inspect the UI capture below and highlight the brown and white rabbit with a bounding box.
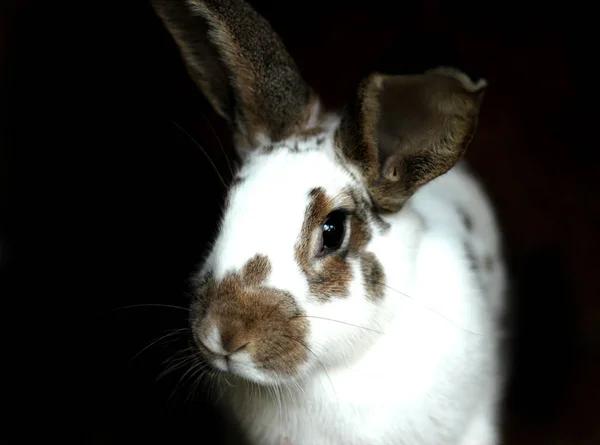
[152,1,508,444]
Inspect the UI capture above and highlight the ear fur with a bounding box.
[335,67,487,213]
[152,0,318,153]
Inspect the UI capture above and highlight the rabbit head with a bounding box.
[153,0,487,385]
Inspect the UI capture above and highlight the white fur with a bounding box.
[196,132,507,445]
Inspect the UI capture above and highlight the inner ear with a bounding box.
[336,67,487,213]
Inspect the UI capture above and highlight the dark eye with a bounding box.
[322,210,347,252]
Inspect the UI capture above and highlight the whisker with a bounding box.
[189,361,208,402]
[170,120,227,189]
[282,334,337,402]
[112,303,190,312]
[291,315,383,334]
[380,282,484,336]
[129,328,188,363]
[157,348,198,382]
[168,352,207,403]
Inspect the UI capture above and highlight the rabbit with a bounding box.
[151,1,508,444]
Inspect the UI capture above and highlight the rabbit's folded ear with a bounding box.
[152,0,317,153]
[335,67,487,213]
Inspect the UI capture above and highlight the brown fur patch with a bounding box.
[191,255,309,376]
[348,190,373,253]
[295,187,379,302]
[295,188,351,301]
[360,251,385,300]
[242,253,271,285]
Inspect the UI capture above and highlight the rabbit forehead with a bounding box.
[211,146,356,285]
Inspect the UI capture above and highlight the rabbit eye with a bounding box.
[321,210,347,252]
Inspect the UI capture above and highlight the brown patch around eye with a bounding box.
[242,254,271,286]
[191,256,309,376]
[312,255,353,299]
[295,187,348,302]
[295,187,381,302]
[349,212,371,254]
[360,252,385,301]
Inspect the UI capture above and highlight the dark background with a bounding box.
[2,0,599,443]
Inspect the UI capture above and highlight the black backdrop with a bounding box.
[2,1,598,444]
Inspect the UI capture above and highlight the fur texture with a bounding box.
[152,1,508,444]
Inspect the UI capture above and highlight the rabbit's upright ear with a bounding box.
[335,67,487,213]
[152,0,318,153]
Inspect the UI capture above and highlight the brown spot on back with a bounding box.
[360,251,385,300]
[191,255,309,376]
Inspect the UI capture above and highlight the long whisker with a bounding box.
[112,303,190,312]
[380,282,484,336]
[130,328,188,363]
[290,315,383,334]
[282,334,337,401]
[170,120,227,189]
[157,347,198,382]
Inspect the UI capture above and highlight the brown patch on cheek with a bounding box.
[360,252,385,301]
[310,255,353,300]
[191,255,309,376]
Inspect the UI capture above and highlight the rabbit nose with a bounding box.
[221,333,251,355]
[196,326,250,357]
